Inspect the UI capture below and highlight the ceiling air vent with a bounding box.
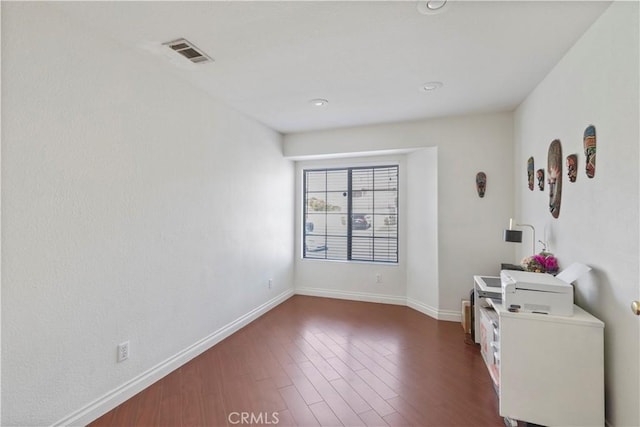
[162,38,213,64]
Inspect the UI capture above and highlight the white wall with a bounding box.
[285,112,514,317]
[513,2,639,425]
[406,148,439,313]
[1,3,294,425]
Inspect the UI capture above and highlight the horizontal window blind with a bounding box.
[303,165,398,263]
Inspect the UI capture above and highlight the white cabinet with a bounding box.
[478,306,500,390]
[473,276,605,427]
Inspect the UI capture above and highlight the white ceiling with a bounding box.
[51,1,611,134]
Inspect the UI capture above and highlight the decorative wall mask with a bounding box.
[476,172,487,198]
[527,157,534,191]
[583,125,596,178]
[548,139,563,218]
[566,154,578,182]
[536,169,545,191]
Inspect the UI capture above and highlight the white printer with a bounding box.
[500,270,574,316]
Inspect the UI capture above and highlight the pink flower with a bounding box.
[544,256,559,272]
[533,254,546,265]
[521,254,559,273]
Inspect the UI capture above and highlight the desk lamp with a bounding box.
[504,218,536,254]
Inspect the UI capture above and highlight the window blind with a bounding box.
[303,165,398,263]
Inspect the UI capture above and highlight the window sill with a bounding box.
[300,257,399,267]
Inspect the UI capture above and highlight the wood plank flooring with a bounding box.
[89,296,503,426]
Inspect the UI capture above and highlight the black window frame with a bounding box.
[303,165,399,264]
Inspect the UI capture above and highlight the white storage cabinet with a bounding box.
[473,275,604,427]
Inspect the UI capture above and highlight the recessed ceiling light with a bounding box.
[417,0,448,15]
[421,81,443,92]
[309,98,329,107]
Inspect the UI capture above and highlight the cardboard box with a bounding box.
[461,300,471,334]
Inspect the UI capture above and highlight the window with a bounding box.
[303,165,398,263]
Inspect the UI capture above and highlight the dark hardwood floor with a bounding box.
[89,295,503,426]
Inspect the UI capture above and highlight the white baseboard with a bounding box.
[406,297,461,322]
[53,289,294,427]
[295,286,406,306]
[295,287,461,322]
[405,297,439,319]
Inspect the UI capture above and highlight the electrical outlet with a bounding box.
[376,274,382,284]
[117,341,130,363]
[268,279,273,289]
